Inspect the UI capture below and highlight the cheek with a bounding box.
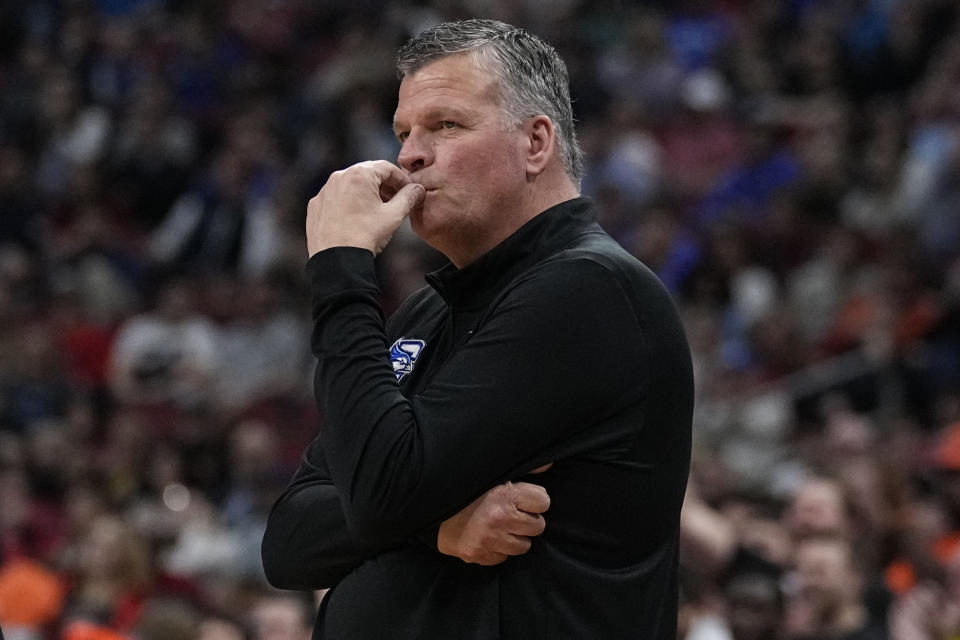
[444,139,522,190]
[442,147,484,185]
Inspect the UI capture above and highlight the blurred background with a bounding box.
[1,0,959,638]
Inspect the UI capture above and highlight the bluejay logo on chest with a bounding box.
[389,338,426,382]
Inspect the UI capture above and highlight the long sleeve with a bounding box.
[307,247,649,545]
[261,437,394,589]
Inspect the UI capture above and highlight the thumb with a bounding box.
[383,182,425,219]
[510,482,550,514]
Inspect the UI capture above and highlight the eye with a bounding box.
[397,131,409,143]
[440,120,458,130]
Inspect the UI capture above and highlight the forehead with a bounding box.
[394,53,501,123]
[796,539,849,566]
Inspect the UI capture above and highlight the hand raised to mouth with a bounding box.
[306,160,425,257]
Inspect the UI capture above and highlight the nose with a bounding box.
[397,128,433,173]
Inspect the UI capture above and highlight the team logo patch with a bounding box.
[389,338,425,382]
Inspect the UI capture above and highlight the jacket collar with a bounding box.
[425,197,597,309]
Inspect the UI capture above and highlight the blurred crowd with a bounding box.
[1,0,959,638]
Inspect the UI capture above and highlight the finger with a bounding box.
[382,182,425,219]
[359,160,411,192]
[472,551,508,566]
[509,512,546,537]
[510,482,550,514]
[379,182,398,203]
[497,534,533,557]
[478,533,531,559]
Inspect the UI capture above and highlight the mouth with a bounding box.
[410,177,435,191]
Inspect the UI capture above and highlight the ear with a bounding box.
[523,115,556,177]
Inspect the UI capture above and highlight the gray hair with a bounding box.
[397,19,584,184]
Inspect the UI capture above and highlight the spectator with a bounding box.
[128,597,200,640]
[889,551,960,640]
[33,66,112,203]
[108,277,218,408]
[211,277,310,414]
[0,322,73,434]
[148,146,280,278]
[109,73,199,231]
[60,515,153,633]
[248,593,313,640]
[199,614,249,640]
[783,477,853,541]
[725,570,784,640]
[785,535,887,640]
[0,557,65,638]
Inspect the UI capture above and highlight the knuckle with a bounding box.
[345,167,366,182]
[338,164,365,179]
[513,538,532,554]
[493,504,514,526]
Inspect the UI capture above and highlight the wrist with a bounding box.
[308,237,376,258]
[436,522,456,556]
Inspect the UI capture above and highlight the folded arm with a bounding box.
[309,249,646,544]
[261,439,385,589]
[261,437,551,589]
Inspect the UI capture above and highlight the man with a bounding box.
[261,19,693,638]
[725,570,785,640]
[787,536,887,640]
[250,592,314,640]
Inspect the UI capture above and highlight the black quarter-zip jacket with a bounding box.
[261,197,694,639]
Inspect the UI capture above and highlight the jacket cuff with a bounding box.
[305,247,379,318]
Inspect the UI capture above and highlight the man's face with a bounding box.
[784,480,848,539]
[726,574,782,640]
[793,539,858,616]
[251,599,311,640]
[393,53,528,263]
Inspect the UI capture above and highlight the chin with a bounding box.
[408,206,429,239]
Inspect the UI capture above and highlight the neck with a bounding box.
[526,171,580,225]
